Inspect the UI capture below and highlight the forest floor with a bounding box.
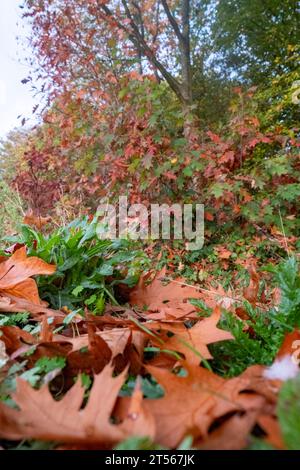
[0,216,299,450]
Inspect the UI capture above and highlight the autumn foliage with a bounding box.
[0,236,299,450]
[0,0,299,452]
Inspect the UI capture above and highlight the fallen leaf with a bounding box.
[129,268,203,319]
[55,328,144,358]
[66,324,112,376]
[196,412,259,450]
[23,209,51,230]
[243,263,260,305]
[0,247,56,311]
[0,294,64,318]
[0,247,55,292]
[40,315,53,343]
[145,363,264,448]
[4,243,25,255]
[277,329,300,358]
[149,306,233,364]
[257,414,285,449]
[241,365,280,402]
[213,284,237,310]
[214,246,232,260]
[3,278,41,304]
[0,364,154,445]
[0,326,35,355]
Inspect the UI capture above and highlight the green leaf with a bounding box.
[276,184,300,202]
[85,294,97,306]
[118,87,129,99]
[78,373,92,389]
[183,166,193,177]
[95,293,105,315]
[35,357,66,374]
[63,309,83,325]
[265,156,290,176]
[210,183,230,199]
[72,285,84,297]
[98,264,114,276]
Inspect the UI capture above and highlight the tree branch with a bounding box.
[96,0,185,102]
[161,0,184,43]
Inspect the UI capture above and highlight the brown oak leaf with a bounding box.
[0,364,155,445]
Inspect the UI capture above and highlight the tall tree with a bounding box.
[24,1,194,112]
[211,0,300,83]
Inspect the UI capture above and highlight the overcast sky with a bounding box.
[0,0,37,140]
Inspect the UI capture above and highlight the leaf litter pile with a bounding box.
[0,219,300,450]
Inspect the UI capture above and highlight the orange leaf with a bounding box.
[4,278,41,304]
[257,415,285,449]
[0,294,63,318]
[197,412,259,450]
[129,268,203,319]
[0,247,56,292]
[0,364,154,445]
[243,263,260,305]
[0,326,35,355]
[215,246,232,260]
[145,363,264,448]
[23,209,51,230]
[150,306,233,364]
[204,212,214,222]
[55,328,144,358]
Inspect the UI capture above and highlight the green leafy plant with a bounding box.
[211,257,300,376]
[2,216,149,312]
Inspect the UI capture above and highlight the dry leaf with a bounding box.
[23,209,51,230]
[0,247,55,292]
[257,414,285,449]
[66,324,112,376]
[243,264,260,305]
[55,328,145,359]
[40,315,53,343]
[145,363,263,448]
[0,326,36,355]
[3,278,42,304]
[0,247,56,314]
[214,246,232,260]
[149,306,233,364]
[130,268,203,319]
[0,294,64,318]
[196,412,258,450]
[0,364,154,445]
[277,329,300,357]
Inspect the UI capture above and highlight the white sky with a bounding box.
[0,0,37,139]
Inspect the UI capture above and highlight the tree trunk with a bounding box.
[102,0,195,135]
[180,0,192,107]
[179,0,196,143]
